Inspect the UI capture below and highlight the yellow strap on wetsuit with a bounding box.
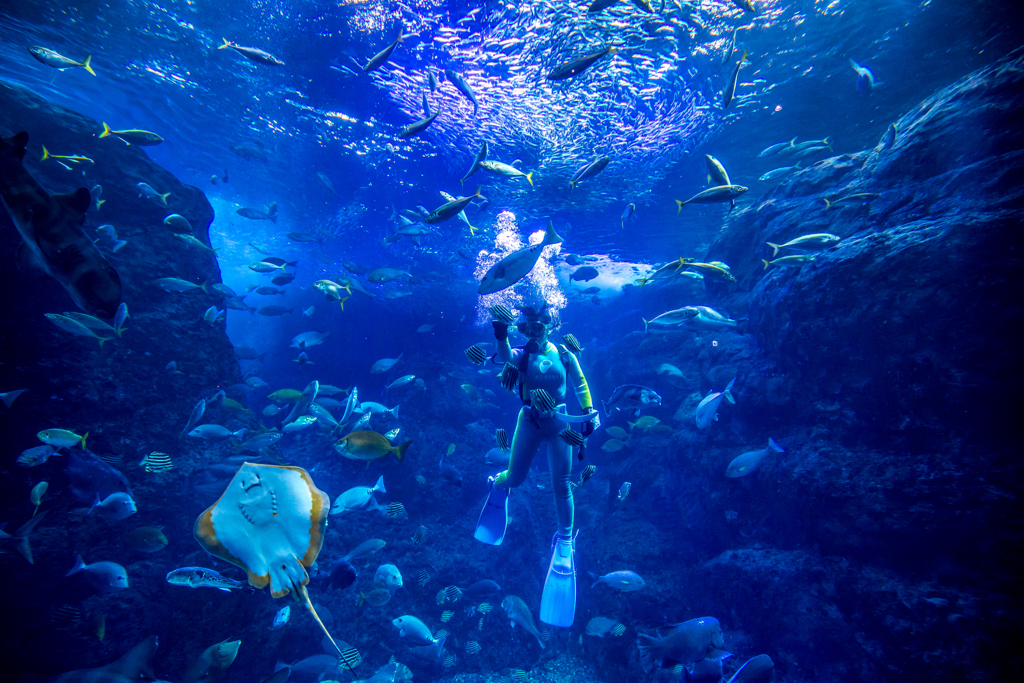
[558,344,592,411]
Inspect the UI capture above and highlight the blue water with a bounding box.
[0,0,1020,681]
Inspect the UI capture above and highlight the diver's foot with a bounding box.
[540,531,577,627]
[473,477,509,546]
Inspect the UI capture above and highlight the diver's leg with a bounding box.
[474,407,541,545]
[541,411,577,627]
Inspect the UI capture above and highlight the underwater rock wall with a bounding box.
[586,53,1024,681]
[0,80,242,675]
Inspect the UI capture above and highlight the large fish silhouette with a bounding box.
[0,131,121,316]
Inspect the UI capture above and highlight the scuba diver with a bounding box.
[473,301,599,627]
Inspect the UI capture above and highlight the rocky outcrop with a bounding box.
[0,80,241,678]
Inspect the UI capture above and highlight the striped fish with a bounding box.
[140,452,173,473]
[339,647,362,672]
[559,428,584,447]
[417,569,430,586]
[478,616,485,630]
[441,610,454,622]
[385,502,406,519]
[443,654,457,668]
[495,428,510,451]
[464,345,487,365]
[511,669,528,683]
[611,623,626,636]
[465,640,481,654]
[561,333,583,355]
[489,303,515,324]
[530,388,556,412]
[499,362,519,391]
[51,603,81,628]
[436,585,462,604]
[95,451,124,465]
[411,525,428,543]
[435,628,449,639]
[477,602,493,614]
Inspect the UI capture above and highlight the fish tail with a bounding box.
[543,220,564,245]
[270,213,277,223]
[769,437,784,452]
[82,55,96,76]
[160,192,171,206]
[823,198,832,210]
[607,45,619,55]
[823,136,832,148]
[741,49,748,63]
[81,432,88,451]
[766,242,780,257]
[339,296,349,310]
[642,317,649,332]
[358,592,366,607]
[100,122,112,139]
[199,280,208,293]
[468,223,478,236]
[218,38,232,49]
[341,283,352,294]
[394,440,412,462]
[98,336,109,348]
[675,199,684,214]
[525,172,534,187]
[66,553,86,576]
[14,511,46,563]
[474,186,485,200]
[724,378,736,404]
[375,475,386,494]
[569,180,576,191]
[762,259,770,270]
[41,146,50,161]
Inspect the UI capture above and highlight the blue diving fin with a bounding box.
[540,531,576,627]
[473,477,509,545]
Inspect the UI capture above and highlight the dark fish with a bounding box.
[257,306,292,316]
[587,0,619,11]
[398,110,440,138]
[271,272,295,285]
[463,579,501,599]
[364,26,404,72]
[571,266,599,282]
[444,69,478,114]
[465,345,487,365]
[570,156,611,189]
[328,558,358,591]
[582,287,600,294]
[722,50,747,108]
[218,39,285,66]
[439,456,463,487]
[578,464,597,486]
[0,132,122,316]
[728,654,774,682]
[561,333,583,355]
[499,363,519,391]
[602,384,662,417]
[67,449,133,505]
[236,205,277,222]
[495,428,510,451]
[546,45,619,80]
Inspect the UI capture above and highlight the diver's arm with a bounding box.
[563,350,594,414]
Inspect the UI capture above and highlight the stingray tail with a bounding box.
[299,584,349,670]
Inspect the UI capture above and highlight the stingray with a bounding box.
[194,462,346,662]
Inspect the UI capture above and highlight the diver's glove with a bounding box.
[581,412,600,438]
[492,321,509,342]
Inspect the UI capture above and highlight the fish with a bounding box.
[705,154,731,187]
[605,426,630,440]
[676,185,748,212]
[17,445,59,467]
[371,354,403,373]
[342,538,386,562]
[140,452,173,472]
[257,305,292,316]
[48,637,161,683]
[721,27,739,66]
[47,313,113,345]
[587,0,619,12]
[0,511,48,563]
[364,26,405,72]
[166,566,255,594]
[501,595,546,648]
[621,202,636,227]
[727,654,774,682]
[436,585,463,603]
[398,108,440,138]
[723,50,748,108]
[66,555,129,592]
[445,68,479,114]
[426,188,484,223]
[331,476,386,515]
[726,438,784,477]
[38,428,87,450]
[359,588,392,607]
[188,424,246,441]
[570,156,611,189]
[758,138,797,158]
[282,416,317,432]
[617,482,631,502]
[0,132,122,315]
[637,617,729,672]
[440,454,463,486]
[546,45,619,80]
[392,615,442,647]
[366,268,411,284]
[153,277,207,293]
[766,233,840,256]
[586,617,626,637]
[733,0,756,12]
[629,415,661,432]
[461,141,489,184]
[91,492,137,520]
[1,388,27,408]
[602,385,662,417]
[303,306,315,317]
[496,428,511,451]
[218,38,285,65]
[478,220,563,294]
[291,331,331,349]
[28,46,96,75]
[417,570,430,586]
[466,641,482,654]
[849,58,876,94]
[762,254,816,269]
[335,431,410,463]
[238,204,278,222]
[374,563,403,590]
[696,378,736,429]
[480,159,534,186]
[122,526,168,553]
[273,606,291,629]
[823,192,880,209]
[40,148,94,165]
[591,570,645,591]
[99,123,163,146]
[386,375,416,392]
[759,163,801,181]
[328,558,358,590]
[876,123,898,152]
[570,266,600,283]
[136,182,171,206]
[273,654,340,680]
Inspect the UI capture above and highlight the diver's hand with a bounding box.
[492,320,509,342]
[582,412,599,437]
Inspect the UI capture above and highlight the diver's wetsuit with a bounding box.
[491,339,593,537]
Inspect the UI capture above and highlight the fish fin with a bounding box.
[675,199,684,213]
[106,636,158,680]
[607,45,619,55]
[82,55,96,76]
[339,296,349,310]
[199,280,208,293]
[358,592,366,607]
[823,198,832,209]
[474,186,485,200]
[100,122,112,138]
[543,220,564,246]
[13,510,46,564]
[642,317,648,333]
[394,441,411,462]
[706,649,732,661]
[66,553,86,576]
[724,378,736,404]
[375,475,386,494]
[762,259,770,270]
[81,432,88,451]
[160,192,171,206]
[766,242,779,257]
[218,38,232,49]
[40,146,49,161]
[525,172,534,187]
[769,437,784,452]
[54,188,92,215]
